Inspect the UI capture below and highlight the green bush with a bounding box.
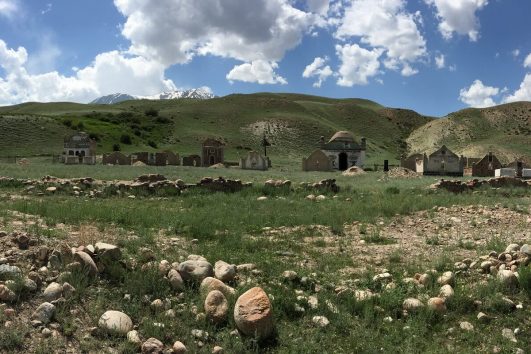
[120,134,132,145]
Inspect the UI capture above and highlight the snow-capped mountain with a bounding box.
[91,93,137,104]
[90,88,215,104]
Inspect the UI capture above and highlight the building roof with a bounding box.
[202,138,224,147]
[328,131,355,143]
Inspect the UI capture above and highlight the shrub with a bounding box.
[62,119,72,127]
[147,140,158,149]
[145,108,159,117]
[112,144,121,151]
[120,134,132,145]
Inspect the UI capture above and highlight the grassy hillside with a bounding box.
[0,93,431,165]
[407,102,531,163]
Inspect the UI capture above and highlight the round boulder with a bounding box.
[403,298,424,312]
[234,287,274,339]
[177,260,213,282]
[205,290,229,324]
[43,282,63,302]
[74,251,98,277]
[98,310,133,336]
[167,269,184,291]
[427,297,447,313]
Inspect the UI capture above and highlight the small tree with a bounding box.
[148,140,158,149]
[112,144,121,151]
[145,108,159,117]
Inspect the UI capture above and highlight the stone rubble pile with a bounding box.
[431,177,530,193]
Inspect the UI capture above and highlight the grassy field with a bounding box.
[0,162,530,353]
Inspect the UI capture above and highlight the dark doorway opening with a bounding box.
[209,155,215,166]
[338,152,348,171]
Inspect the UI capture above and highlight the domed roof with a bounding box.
[328,131,354,143]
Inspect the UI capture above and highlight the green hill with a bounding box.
[0,93,431,165]
[406,101,531,163]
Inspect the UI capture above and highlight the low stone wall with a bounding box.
[430,177,530,193]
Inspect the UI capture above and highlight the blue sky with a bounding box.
[0,0,529,116]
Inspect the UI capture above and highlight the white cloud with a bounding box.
[459,79,499,108]
[512,49,520,58]
[401,64,418,77]
[524,53,531,68]
[41,3,52,15]
[435,54,445,69]
[336,0,426,75]
[226,60,287,85]
[336,43,382,86]
[302,57,333,87]
[0,0,17,18]
[503,74,531,103]
[425,0,488,41]
[114,0,315,68]
[0,39,176,105]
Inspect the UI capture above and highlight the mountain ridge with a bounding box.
[91,88,215,104]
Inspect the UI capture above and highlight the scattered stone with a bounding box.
[200,277,235,298]
[308,296,319,309]
[0,285,16,302]
[427,297,447,313]
[439,284,454,299]
[234,287,274,339]
[403,298,424,312]
[43,282,63,302]
[31,302,55,324]
[74,251,98,277]
[167,269,185,291]
[257,196,268,201]
[505,244,520,253]
[212,346,223,354]
[98,310,133,336]
[158,260,171,276]
[501,328,517,343]
[141,337,164,353]
[214,261,236,282]
[282,270,298,281]
[127,330,141,345]
[312,315,329,327]
[205,290,229,325]
[437,271,455,286]
[497,270,519,288]
[521,244,530,255]
[0,264,22,280]
[172,341,187,353]
[178,260,214,282]
[476,312,492,323]
[459,321,474,331]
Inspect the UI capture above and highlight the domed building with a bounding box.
[319,131,366,171]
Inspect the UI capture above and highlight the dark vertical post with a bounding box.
[384,160,389,172]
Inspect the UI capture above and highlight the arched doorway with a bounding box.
[209,155,215,166]
[338,152,348,171]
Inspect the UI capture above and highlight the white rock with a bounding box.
[214,261,236,283]
[403,298,424,312]
[98,310,133,336]
[312,316,329,327]
[459,321,474,331]
[439,284,454,299]
[32,302,55,324]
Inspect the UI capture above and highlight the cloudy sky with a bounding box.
[0,0,529,116]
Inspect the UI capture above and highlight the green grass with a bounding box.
[0,93,432,164]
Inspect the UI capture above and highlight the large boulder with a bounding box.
[204,290,229,324]
[98,310,133,336]
[177,260,213,282]
[234,287,274,339]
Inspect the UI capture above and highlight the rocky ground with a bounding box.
[0,202,530,353]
